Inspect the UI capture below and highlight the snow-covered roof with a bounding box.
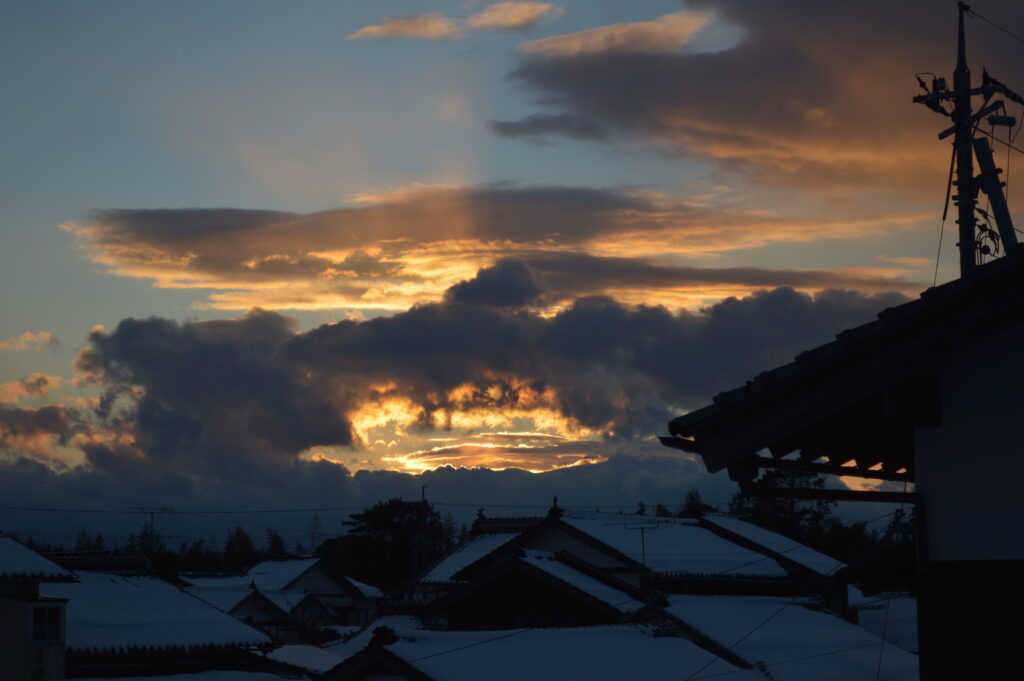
[246,557,320,591]
[323,615,425,659]
[43,572,270,652]
[665,595,919,681]
[183,580,254,613]
[346,575,383,598]
[561,513,789,576]
[77,673,303,681]
[421,533,519,582]
[268,644,348,673]
[851,589,918,653]
[519,551,643,613]
[0,536,76,582]
[702,514,845,575]
[358,625,761,681]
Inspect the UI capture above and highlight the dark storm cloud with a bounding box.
[444,259,547,307]
[488,113,610,143]
[74,308,355,478]
[505,0,1024,195]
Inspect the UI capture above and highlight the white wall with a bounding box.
[914,322,1024,560]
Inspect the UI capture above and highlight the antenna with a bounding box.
[913,2,1019,277]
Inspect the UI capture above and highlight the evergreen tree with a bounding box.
[635,502,647,516]
[681,489,714,518]
[654,503,673,518]
[224,527,259,572]
[318,498,453,590]
[266,528,289,559]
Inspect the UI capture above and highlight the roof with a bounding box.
[665,595,919,681]
[331,625,761,681]
[323,615,425,659]
[246,558,320,591]
[182,577,253,613]
[421,533,519,583]
[519,551,643,613]
[850,588,918,653]
[560,512,789,577]
[702,514,844,576]
[43,571,270,652]
[664,249,1024,478]
[268,644,347,673]
[76,673,302,681]
[0,536,76,582]
[346,575,384,599]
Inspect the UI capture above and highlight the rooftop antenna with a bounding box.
[914,2,1020,277]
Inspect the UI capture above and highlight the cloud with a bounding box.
[0,374,62,404]
[349,3,561,42]
[348,14,463,41]
[518,10,712,56]
[444,259,547,307]
[62,185,921,312]
[0,331,59,351]
[488,113,609,143]
[505,0,1024,198]
[467,2,562,31]
[59,281,902,485]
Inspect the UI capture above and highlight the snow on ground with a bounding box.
[78,672,305,681]
[422,533,519,582]
[383,625,762,681]
[43,572,270,652]
[268,644,348,673]
[562,513,789,576]
[519,551,643,612]
[702,514,846,575]
[666,595,919,681]
[0,536,75,581]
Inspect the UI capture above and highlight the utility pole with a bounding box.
[129,506,173,554]
[913,2,1021,277]
[952,2,976,276]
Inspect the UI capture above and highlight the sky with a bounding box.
[3,0,1024,546]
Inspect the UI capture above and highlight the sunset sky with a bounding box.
[3,0,1024,543]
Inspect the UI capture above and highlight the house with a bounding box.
[320,624,762,681]
[408,509,847,615]
[0,535,76,681]
[185,558,382,634]
[247,558,381,626]
[661,248,1024,678]
[429,548,646,630]
[42,571,273,677]
[184,582,297,642]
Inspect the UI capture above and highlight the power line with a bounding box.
[964,4,1024,46]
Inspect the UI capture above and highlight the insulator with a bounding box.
[933,77,948,92]
[987,115,1016,127]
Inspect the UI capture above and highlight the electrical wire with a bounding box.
[964,4,1024,47]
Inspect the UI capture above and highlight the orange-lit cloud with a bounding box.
[0,374,62,404]
[349,3,561,42]
[0,331,59,351]
[62,185,924,312]
[348,13,463,41]
[518,10,712,56]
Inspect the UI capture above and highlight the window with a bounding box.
[32,606,62,644]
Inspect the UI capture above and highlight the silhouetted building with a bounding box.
[663,249,1024,679]
[0,536,76,681]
